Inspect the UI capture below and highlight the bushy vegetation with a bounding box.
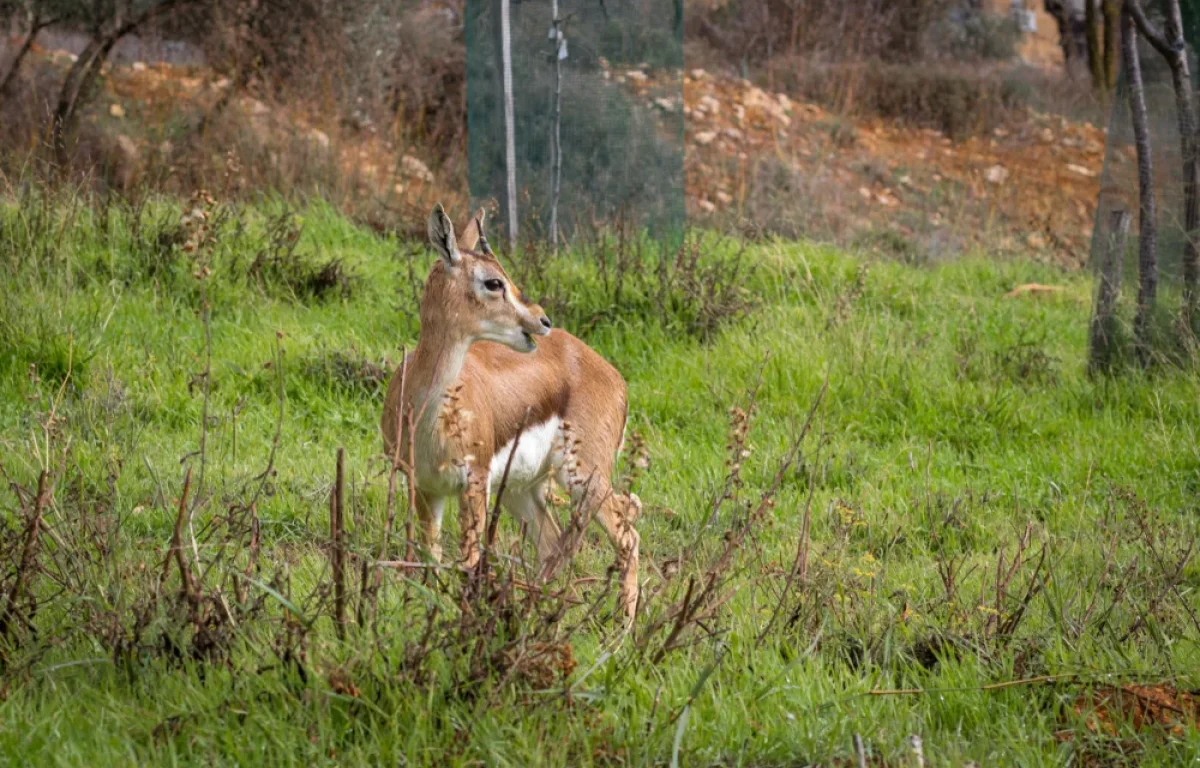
[1,190,1198,765]
[774,62,1026,140]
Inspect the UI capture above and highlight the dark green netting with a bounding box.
[466,0,684,245]
[1180,0,1200,55]
[1088,2,1200,366]
[1090,16,1197,287]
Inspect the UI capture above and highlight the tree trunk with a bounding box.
[1086,0,1105,89]
[1124,6,1158,366]
[1129,0,1199,334]
[1158,4,1198,334]
[898,0,931,62]
[1089,208,1131,374]
[1047,0,1086,70]
[49,0,191,166]
[1102,0,1121,89]
[51,35,115,164]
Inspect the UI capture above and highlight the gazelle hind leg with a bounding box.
[549,406,640,621]
[596,488,641,620]
[553,469,640,621]
[501,483,564,564]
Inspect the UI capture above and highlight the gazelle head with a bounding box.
[421,203,551,353]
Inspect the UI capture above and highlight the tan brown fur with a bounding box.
[381,205,641,618]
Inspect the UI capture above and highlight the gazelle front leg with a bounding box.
[416,491,446,562]
[458,470,489,568]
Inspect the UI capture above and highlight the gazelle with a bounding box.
[381,204,641,618]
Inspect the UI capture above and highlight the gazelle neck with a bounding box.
[407,326,472,425]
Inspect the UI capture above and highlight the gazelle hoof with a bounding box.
[625,492,643,523]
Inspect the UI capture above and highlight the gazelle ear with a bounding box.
[428,203,461,266]
[458,208,486,252]
[475,209,497,258]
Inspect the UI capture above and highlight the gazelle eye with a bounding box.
[483,278,504,293]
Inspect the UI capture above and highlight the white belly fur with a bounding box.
[488,416,561,494]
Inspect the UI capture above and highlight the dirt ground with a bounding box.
[673,67,1106,267]
[24,39,1109,266]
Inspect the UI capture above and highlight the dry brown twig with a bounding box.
[331,447,347,638]
[644,380,827,661]
[163,467,197,604]
[0,470,49,641]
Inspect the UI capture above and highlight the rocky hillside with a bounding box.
[11,37,1107,265]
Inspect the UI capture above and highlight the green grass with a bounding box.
[1,193,1199,766]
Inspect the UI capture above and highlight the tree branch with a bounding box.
[1126,0,1174,60]
[0,10,60,101]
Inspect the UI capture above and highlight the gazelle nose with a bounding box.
[540,316,552,331]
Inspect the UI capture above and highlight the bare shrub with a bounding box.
[384,2,466,160]
[0,1,469,232]
[245,209,359,301]
[508,226,760,342]
[686,0,1015,73]
[775,61,1025,140]
[300,348,392,398]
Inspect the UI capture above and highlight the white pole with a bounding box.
[501,0,518,250]
[549,0,563,251]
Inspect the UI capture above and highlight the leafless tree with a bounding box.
[1123,2,1158,365]
[1128,0,1199,333]
[0,1,61,100]
[43,0,195,164]
[1084,0,1122,92]
[1102,0,1120,88]
[1046,0,1088,71]
[1086,0,1104,86]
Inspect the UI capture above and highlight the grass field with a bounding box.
[1,192,1198,766]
